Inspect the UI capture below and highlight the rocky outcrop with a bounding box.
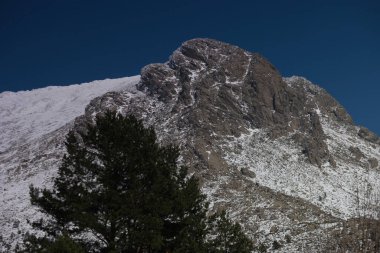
[137,38,337,167]
[240,167,256,178]
[349,146,365,161]
[358,127,380,145]
[369,157,379,169]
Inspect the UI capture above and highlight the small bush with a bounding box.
[272,240,282,250]
[285,234,292,243]
[257,243,267,253]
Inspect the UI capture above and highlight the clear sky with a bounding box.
[0,0,379,134]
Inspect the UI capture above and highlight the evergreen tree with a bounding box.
[207,211,253,253]
[21,111,252,252]
[17,233,85,253]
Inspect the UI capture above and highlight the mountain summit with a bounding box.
[139,38,353,168]
[1,39,379,252]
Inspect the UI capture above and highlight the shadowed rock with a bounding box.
[137,38,338,166]
[358,127,380,145]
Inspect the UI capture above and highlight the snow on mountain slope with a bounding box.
[221,117,380,220]
[0,76,140,153]
[60,39,379,251]
[0,76,140,251]
[1,38,380,252]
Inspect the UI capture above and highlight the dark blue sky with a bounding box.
[1,0,379,134]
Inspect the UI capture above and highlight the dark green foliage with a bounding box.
[46,235,85,253]
[207,211,253,253]
[18,234,84,253]
[257,243,267,253]
[272,240,281,250]
[22,111,252,252]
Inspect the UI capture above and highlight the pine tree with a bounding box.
[207,211,253,253]
[20,111,253,252]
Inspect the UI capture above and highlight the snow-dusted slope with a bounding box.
[221,115,380,219]
[64,39,379,251]
[0,76,140,153]
[1,39,380,252]
[0,76,140,251]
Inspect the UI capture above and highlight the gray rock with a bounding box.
[240,167,256,178]
[349,146,365,161]
[137,38,333,167]
[358,127,380,145]
[369,158,378,169]
[12,220,20,229]
[270,225,279,234]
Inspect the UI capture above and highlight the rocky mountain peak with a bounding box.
[1,38,380,252]
[137,38,353,167]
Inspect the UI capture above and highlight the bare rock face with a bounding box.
[358,127,380,145]
[241,167,256,178]
[349,146,365,161]
[369,157,379,169]
[283,76,353,125]
[137,38,337,167]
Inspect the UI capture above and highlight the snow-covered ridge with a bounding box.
[284,75,324,94]
[0,76,140,152]
[1,38,379,252]
[0,76,141,251]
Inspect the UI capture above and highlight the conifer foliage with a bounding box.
[21,111,252,253]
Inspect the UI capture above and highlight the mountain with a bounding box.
[1,38,379,252]
[0,76,140,251]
